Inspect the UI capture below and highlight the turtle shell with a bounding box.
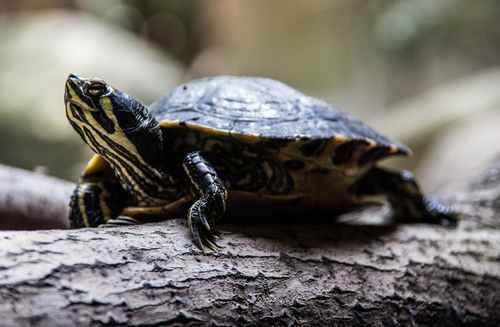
[149,76,410,170]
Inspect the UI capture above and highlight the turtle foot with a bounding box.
[98,216,140,227]
[421,195,458,227]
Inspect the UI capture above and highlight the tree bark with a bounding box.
[0,163,499,326]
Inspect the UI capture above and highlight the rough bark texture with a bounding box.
[0,163,500,326]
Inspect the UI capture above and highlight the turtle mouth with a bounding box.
[67,98,100,112]
[65,74,100,113]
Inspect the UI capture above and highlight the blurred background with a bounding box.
[1,0,500,193]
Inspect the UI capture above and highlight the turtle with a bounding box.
[65,74,456,252]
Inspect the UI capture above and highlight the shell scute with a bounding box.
[151,76,410,168]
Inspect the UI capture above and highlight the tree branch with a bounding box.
[0,164,72,229]
[0,162,499,326]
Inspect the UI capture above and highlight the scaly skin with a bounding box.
[65,74,457,253]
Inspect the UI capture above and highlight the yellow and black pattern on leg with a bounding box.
[183,151,227,253]
[69,180,129,228]
[349,167,456,226]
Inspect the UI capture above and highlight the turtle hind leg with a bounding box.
[421,194,456,226]
[349,167,457,226]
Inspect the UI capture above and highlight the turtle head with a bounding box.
[65,74,168,194]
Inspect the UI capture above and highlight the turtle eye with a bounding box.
[85,81,108,97]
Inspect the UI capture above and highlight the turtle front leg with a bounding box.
[183,151,227,253]
[69,180,132,228]
[349,167,457,226]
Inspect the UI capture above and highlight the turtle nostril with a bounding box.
[67,73,84,83]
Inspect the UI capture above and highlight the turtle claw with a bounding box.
[190,224,206,254]
[188,201,219,253]
[190,227,218,254]
[201,230,218,251]
[201,213,211,230]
